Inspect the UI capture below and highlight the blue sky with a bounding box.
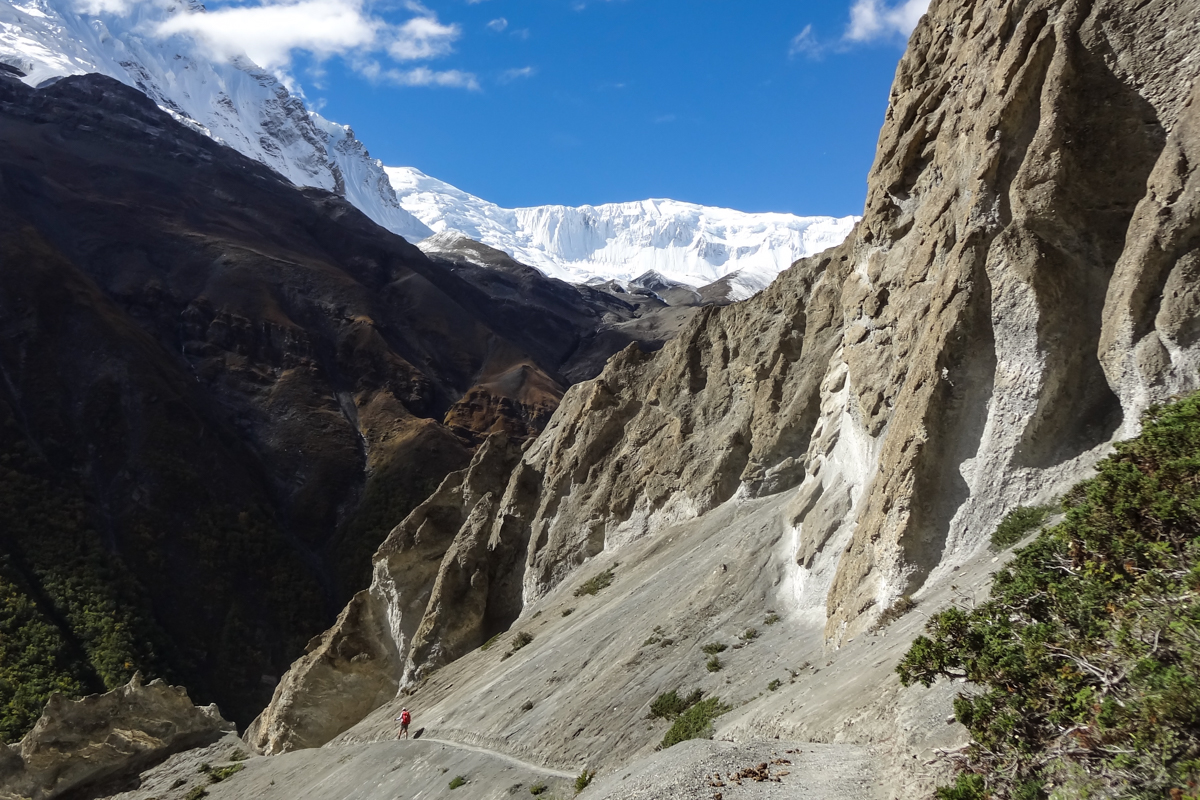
[192,0,929,217]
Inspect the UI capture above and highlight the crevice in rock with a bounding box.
[1013,23,1164,467]
[901,254,996,597]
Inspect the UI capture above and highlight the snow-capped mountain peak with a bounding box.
[386,166,858,299]
[0,0,432,242]
[1,0,855,297]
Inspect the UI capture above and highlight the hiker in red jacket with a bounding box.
[396,708,411,739]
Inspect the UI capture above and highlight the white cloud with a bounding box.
[388,15,461,60]
[155,0,380,68]
[145,0,476,90]
[788,24,822,59]
[499,66,535,83]
[487,17,508,32]
[367,64,480,90]
[844,0,929,42]
[73,0,137,14]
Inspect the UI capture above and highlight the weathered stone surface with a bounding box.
[0,674,232,800]
[823,0,1200,642]
[241,587,401,756]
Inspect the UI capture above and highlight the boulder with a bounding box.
[0,674,233,800]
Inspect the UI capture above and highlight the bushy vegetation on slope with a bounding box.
[661,697,730,748]
[898,394,1200,799]
[0,387,330,740]
[0,409,169,740]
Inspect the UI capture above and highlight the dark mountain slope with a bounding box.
[0,73,665,733]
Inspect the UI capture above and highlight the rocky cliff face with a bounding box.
[502,0,1200,640]
[254,0,1200,755]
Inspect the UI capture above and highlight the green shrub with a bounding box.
[574,769,595,793]
[511,631,534,651]
[701,642,727,655]
[227,748,248,762]
[872,595,916,630]
[989,504,1053,549]
[481,632,503,651]
[649,688,702,719]
[934,774,986,800]
[207,763,244,782]
[764,612,781,625]
[767,679,781,691]
[0,425,174,740]
[449,776,466,790]
[661,697,730,748]
[184,788,208,800]
[0,395,332,738]
[573,568,615,597]
[530,783,547,795]
[705,655,722,672]
[740,628,759,641]
[897,394,1200,800]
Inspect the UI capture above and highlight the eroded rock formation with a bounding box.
[257,0,1200,749]
[505,0,1200,643]
[0,674,232,800]
[246,433,527,754]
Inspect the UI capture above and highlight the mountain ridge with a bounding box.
[0,0,853,298]
[0,0,432,242]
[243,1,1200,797]
[0,69,709,734]
[389,165,859,298]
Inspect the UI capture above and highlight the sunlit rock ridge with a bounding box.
[251,1,1200,786]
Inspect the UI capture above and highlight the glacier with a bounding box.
[387,166,858,299]
[0,0,432,242]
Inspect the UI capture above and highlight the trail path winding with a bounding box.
[417,736,577,779]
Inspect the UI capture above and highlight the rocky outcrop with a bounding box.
[0,674,232,800]
[246,433,526,755]
[259,0,1200,750]
[821,0,1200,641]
